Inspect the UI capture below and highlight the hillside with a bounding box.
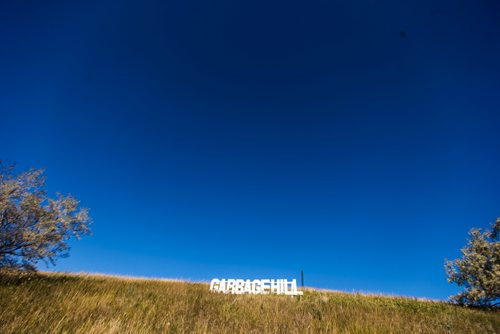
[0,272,498,333]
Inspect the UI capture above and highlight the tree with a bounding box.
[445,218,500,307]
[0,163,91,271]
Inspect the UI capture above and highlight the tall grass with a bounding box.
[0,272,498,333]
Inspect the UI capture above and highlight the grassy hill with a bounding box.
[0,272,498,333]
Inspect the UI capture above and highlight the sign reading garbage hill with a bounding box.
[210,278,303,296]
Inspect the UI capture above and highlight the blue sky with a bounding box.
[1,0,500,299]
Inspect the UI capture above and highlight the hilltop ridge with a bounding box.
[0,272,498,333]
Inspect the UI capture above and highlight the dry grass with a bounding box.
[0,272,498,333]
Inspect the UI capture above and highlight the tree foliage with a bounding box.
[445,218,500,307]
[0,163,91,271]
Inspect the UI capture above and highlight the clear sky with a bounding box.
[1,0,500,300]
